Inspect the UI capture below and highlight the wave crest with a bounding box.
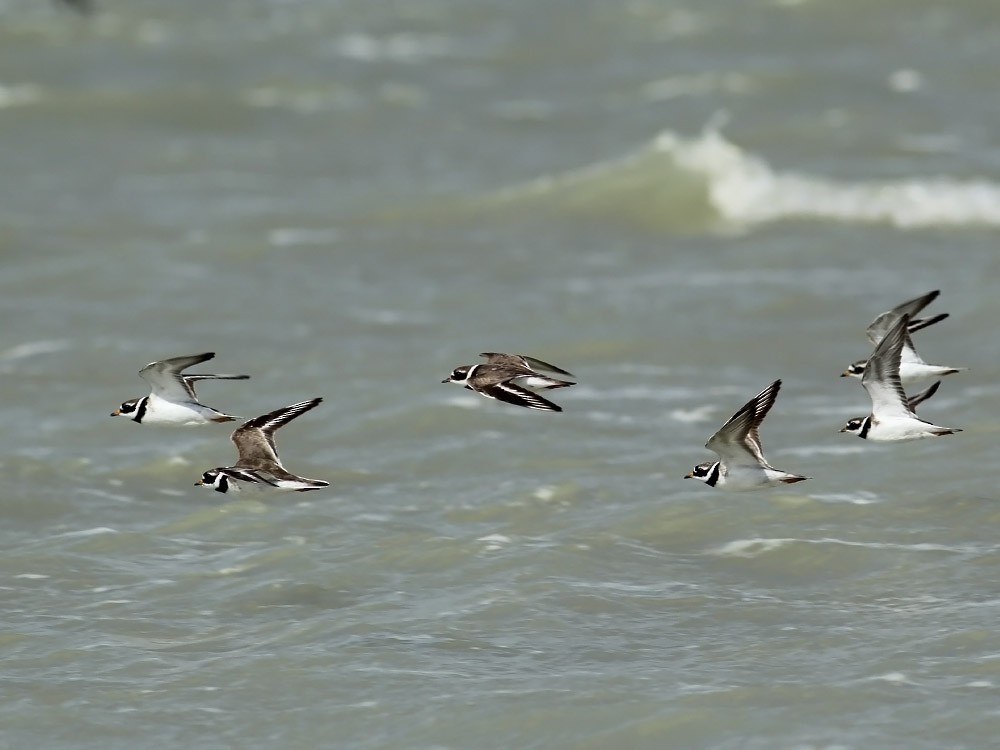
[494,127,1000,231]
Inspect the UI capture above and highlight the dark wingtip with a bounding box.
[531,401,562,413]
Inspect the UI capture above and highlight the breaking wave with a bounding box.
[491,127,1000,231]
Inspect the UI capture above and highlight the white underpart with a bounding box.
[143,394,223,425]
[717,463,802,491]
[847,361,961,385]
[898,361,962,383]
[514,375,565,390]
[864,415,953,442]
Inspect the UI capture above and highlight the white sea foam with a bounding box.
[869,672,915,685]
[654,128,1000,229]
[669,405,716,424]
[709,538,791,558]
[477,534,511,551]
[809,491,880,505]
[477,534,512,553]
[54,527,119,539]
[0,340,70,361]
[709,536,970,558]
[496,126,1000,230]
[533,486,557,501]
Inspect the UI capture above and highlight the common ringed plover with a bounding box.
[111,352,248,425]
[196,398,329,493]
[840,315,961,441]
[442,361,574,412]
[840,290,965,382]
[685,379,809,490]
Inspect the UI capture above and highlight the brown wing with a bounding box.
[705,380,781,468]
[480,352,574,377]
[232,398,323,469]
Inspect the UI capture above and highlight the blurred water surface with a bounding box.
[2,0,1000,747]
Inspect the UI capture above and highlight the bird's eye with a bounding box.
[119,401,135,413]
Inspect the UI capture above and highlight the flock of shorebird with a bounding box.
[110,355,329,493]
[683,289,964,490]
[111,290,964,494]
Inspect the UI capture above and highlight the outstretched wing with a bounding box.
[905,380,941,413]
[479,381,562,412]
[139,352,215,401]
[862,315,913,419]
[232,398,323,468]
[706,380,781,468]
[182,373,250,398]
[865,290,939,345]
[480,352,574,378]
[906,312,949,335]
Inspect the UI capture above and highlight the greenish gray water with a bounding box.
[2,0,1000,748]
